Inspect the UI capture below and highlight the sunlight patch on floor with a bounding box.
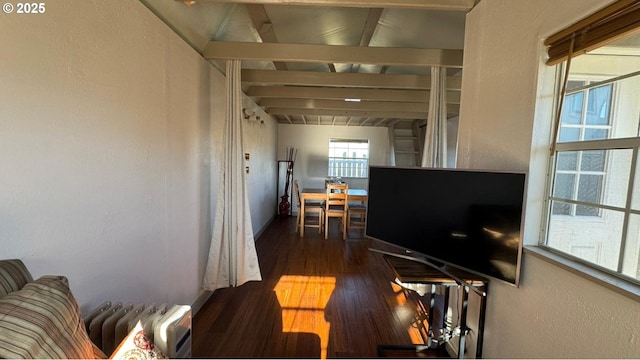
[389,281,427,345]
[390,281,407,305]
[274,275,336,360]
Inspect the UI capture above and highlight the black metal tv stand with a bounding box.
[370,249,489,359]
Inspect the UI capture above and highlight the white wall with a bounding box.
[0,0,277,315]
[458,0,639,358]
[277,124,389,212]
[242,98,279,235]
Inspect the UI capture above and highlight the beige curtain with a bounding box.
[202,60,262,291]
[421,66,448,168]
[387,126,396,166]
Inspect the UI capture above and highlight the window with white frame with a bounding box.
[552,81,612,217]
[543,32,640,281]
[328,139,369,178]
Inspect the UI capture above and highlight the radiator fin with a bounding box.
[84,302,191,358]
[114,303,145,346]
[89,302,123,349]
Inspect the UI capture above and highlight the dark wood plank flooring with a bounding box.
[192,217,449,358]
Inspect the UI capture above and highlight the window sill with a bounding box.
[524,245,640,301]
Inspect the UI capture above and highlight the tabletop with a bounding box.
[301,188,367,196]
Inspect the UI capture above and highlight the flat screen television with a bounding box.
[365,166,526,286]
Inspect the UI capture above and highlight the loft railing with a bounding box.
[328,158,368,178]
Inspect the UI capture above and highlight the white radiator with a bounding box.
[83,301,192,358]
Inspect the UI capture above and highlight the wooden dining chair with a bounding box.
[294,179,323,234]
[324,183,348,240]
[347,202,367,234]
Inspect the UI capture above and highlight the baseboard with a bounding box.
[191,290,213,316]
[254,215,276,240]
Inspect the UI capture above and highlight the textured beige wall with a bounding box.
[277,123,390,200]
[458,0,639,357]
[0,0,277,313]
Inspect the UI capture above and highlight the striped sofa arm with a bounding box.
[0,259,33,297]
[0,275,97,359]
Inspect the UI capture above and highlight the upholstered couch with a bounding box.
[0,259,105,359]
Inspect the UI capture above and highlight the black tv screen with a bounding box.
[366,166,526,286]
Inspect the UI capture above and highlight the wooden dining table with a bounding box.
[299,188,367,237]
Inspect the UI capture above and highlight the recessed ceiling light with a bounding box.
[344,98,361,102]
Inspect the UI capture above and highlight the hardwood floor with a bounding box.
[192,217,449,358]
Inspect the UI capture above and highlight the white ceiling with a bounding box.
[140,0,477,127]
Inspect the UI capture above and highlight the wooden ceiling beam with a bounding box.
[251,86,428,102]
[351,8,384,73]
[374,118,388,126]
[260,98,459,113]
[265,104,460,120]
[247,85,461,103]
[244,4,288,70]
[266,108,426,119]
[241,69,463,90]
[204,41,464,67]
[360,8,384,46]
[180,0,476,11]
[260,98,427,112]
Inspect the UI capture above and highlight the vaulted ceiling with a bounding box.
[140,0,478,126]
